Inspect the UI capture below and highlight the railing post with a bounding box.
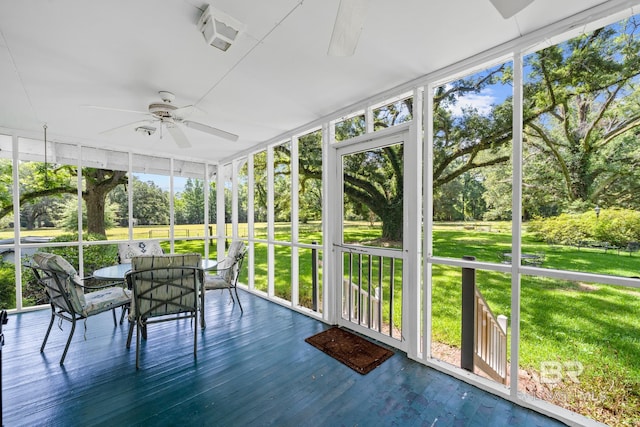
[461,255,475,372]
[311,241,318,311]
[497,314,508,334]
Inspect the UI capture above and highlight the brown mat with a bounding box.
[305,327,394,375]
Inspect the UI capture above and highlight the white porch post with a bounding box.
[267,146,275,297]
[423,83,435,360]
[11,134,22,310]
[291,136,300,307]
[511,51,524,401]
[323,121,339,323]
[169,158,175,253]
[203,163,211,260]
[247,155,255,290]
[405,88,423,360]
[216,163,225,259]
[232,160,239,238]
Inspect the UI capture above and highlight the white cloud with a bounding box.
[446,90,497,117]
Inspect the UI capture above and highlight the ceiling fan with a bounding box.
[327,0,535,57]
[87,91,239,148]
[327,0,367,57]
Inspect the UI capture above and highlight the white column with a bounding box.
[511,52,524,400]
[404,88,423,361]
[423,83,435,360]
[291,136,300,307]
[267,146,275,297]
[216,164,225,259]
[324,121,339,323]
[247,155,255,290]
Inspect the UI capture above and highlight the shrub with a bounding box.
[47,233,118,274]
[527,208,640,247]
[0,260,16,309]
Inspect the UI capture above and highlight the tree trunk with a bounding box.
[82,169,128,237]
[84,189,107,236]
[379,202,403,242]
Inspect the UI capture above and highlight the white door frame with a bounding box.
[326,123,420,353]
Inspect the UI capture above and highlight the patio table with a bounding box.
[502,253,543,265]
[93,259,218,281]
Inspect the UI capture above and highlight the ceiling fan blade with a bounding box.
[99,120,151,135]
[81,105,150,115]
[171,105,200,120]
[328,0,368,57]
[183,120,239,142]
[166,123,191,148]
[489,0,534,19]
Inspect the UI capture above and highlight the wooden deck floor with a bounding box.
[1,291,565,426]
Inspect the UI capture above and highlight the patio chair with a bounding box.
[203,241,247,317]
[497,252,511,264]
[125,253,203,369]
[117,240,164,264]
[29,252,131,365]
[523,252,545,267]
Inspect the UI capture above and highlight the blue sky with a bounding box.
[135,173,188,193]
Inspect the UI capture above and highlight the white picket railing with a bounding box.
[473,288,508,384]
[342,279,380,330]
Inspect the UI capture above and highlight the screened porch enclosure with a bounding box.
[2,3,640,426]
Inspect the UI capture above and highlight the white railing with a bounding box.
[473,288,508,384]
[342,279,380,329]
[339,250,402,340]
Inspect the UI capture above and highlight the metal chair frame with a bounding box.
[204,247,247,318]
[28,264,128,364]
[125,265,203,369]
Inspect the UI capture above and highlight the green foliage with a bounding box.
[0,260,16,309]
[527,208,640,247]
[109,176,169,226]
[48,233,118,273]
[59,198,117,231]
[0,160,12,212]
[522,19,640,211]
[298,131,323,223]
[180,178,205,224]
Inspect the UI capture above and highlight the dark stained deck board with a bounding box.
[1,290,566,427]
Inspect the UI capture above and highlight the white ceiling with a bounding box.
[0,0,627,164]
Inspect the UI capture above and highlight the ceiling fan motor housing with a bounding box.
[148,102,177,119]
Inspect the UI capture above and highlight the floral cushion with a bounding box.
[33,252,86,313]
[33,252,131,317]
[118,241,164,264]
[83,286,131,317]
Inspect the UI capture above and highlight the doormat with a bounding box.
[305,327,394,375]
